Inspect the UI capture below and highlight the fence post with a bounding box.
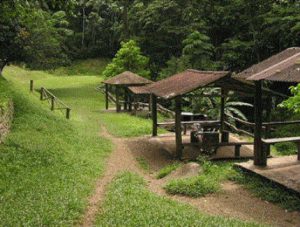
[66,108,71,119]
[40,87,44,100]
[51,97,55,111]
[30,80,34,92]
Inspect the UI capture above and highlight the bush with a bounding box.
[102,40,150,78]
[164,175,220,197]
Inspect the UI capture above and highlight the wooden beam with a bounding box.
[124,87,128,110]
[254,81,266,166]
[148,94,152,112]
[128,92,132,112]
[175,96,183,159]
[264,96,272,156]
[220,88,228,142]
[152,94,158,137]
[116,86,121,112]
[30,80,34,92]
[105,84,109,110]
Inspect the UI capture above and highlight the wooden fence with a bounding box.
[40,87,71,119]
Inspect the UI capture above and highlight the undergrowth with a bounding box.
[230,169,300,211]
[156,162,181,179]
[164,161,235,197]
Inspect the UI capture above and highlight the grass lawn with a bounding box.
[0,59,169,225]
[96,172,263,227]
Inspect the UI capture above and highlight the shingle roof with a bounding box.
[103,71,152,85]
[147,69,230,99]
[128,85,151,95]
[235,47,300,82]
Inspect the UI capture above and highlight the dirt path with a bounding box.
[81,128,300,227]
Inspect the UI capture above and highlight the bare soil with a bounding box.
[80,130,300,227]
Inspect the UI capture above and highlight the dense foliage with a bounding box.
[1,0,300,78]
[280,84,300,113]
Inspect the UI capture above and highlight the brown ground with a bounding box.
[80,129,300,227]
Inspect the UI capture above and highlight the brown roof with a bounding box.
[235,47,300,82]
[147,69,230,99]
[128,85,151,95]
[103,71,152,86]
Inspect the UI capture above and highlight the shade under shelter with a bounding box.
[102,71,152,112]
[147,69,235,158]
[236,47,300,166]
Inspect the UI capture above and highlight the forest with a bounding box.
[1,0,300,80]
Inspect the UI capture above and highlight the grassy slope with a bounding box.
[96,172,263,227]
[0,76,111,225]
[0,59,165,225]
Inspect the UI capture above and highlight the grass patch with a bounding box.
[1,66,112,225]
[96,172,262,227]
[164,161,235,197]
[156,162,181,179]
[231,169,300,211]
[136,157,150,172]
[100,113,165,137]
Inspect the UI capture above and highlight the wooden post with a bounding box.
[105,84,109,110]
[66,108,71,119]
[220,88,228,142]
[30,80,34,92]
[175,96,183,159]
[149,94,152,112]
[124,87,128,111]
[116,86,121,112]
[297,142,300,161]
[254,81,266,166]
[152,94,158,137]
[128,93,132,112]
[265,96,272,156]
[51,97,55,111]
[40,87,44,100]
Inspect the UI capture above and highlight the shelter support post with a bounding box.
[105,84,109,110]
[254,81,266,166]
[149,94,152,112]
[128,92,132,112]
[265,96,272,156]
[116,86,121,112]
[152,94,158,137]
[220,88,228,142]
[175,96,183,159]
[124,88,128,111]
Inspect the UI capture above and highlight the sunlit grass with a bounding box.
[96,172,263,227]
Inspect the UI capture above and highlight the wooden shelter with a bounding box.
[146,68,290,159]
[236,47,300,166]
[147,69,258,158]
[102,71,152,112]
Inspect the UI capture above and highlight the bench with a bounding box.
[184,141,253,158]
[219,142,253,157]
[262,137,300,160]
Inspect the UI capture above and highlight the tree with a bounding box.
[102,40,150,78]
[0,0,72,75]
[182,31,216,70]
